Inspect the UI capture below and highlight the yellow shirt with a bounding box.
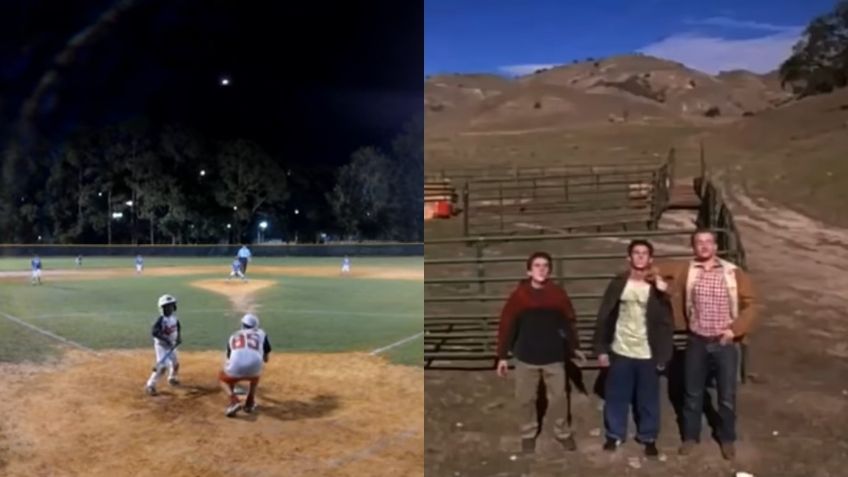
[611,279,652,359]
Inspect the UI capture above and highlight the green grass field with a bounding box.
[0,256,422,366]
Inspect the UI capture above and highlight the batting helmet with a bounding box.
[241,313,259,329]
[158,294,177,309]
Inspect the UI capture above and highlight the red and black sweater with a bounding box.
[496,280,580,365]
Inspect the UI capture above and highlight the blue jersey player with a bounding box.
[31,255,43,285]
[228,258,246,282]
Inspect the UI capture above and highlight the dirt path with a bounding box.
[190,279,275,314]
[0,350,423,477]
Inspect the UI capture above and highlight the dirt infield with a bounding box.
[0,350,423,477]
[190,278,276,313]
[0,265,422,283]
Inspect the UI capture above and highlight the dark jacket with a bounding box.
[496,279,579,365]
[592,273,674,366]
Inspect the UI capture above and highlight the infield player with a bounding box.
[31,255,43,285]
[341,255,351,275]
[135,254,144,274]
[228,258,246,281]
[145,294,182,395]
[219,313,271,417]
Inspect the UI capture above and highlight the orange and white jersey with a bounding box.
[224,328,270,378]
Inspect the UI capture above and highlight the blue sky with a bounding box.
[425,0,836,76]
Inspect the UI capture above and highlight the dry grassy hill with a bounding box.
[425,54,792,137]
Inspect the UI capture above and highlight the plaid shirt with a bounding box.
[690,262,732,337]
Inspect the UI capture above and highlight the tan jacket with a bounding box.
[657,258,758,340]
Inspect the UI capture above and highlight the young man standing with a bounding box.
[496,251,586,454]
[671,229,757,460]
[593,240,674,458]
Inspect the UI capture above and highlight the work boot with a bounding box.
[720,442,736,460]
[678,441,697,455]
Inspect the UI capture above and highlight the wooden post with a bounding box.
[667,147,677,186]
[462,183,470,236]
[649,171,659,229]
[499,182,505,233]
[476,243,486,295]
[554,257,563,286]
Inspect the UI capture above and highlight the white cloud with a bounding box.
[638,27,804,74]
[498,63,558,76]
[684,16,800,33]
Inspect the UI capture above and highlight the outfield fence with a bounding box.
[0,242,423,258]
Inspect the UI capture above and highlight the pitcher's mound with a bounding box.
[0,350,423,477]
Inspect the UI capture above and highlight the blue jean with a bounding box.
[604,353,660,443]
[682,334,739,443]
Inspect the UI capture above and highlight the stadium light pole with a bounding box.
[259,221,268,243]
[107,190,112,245]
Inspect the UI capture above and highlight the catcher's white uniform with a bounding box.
[224,328,270,379]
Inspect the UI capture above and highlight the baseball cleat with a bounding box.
[244,402,256,413]
[225,402,243,417]
[168,376,180,386]
[145,385,157,396]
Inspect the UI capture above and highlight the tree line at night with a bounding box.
[0,117,422,245]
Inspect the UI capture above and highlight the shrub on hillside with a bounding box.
[704,107,722,118]
[601,75,666,102]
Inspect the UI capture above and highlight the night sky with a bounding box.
[0,0,423,165]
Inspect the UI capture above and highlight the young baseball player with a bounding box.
[31,255,42,285]
[341,255,351,275]
[135,254,144,274]
[228,258,246,281]
[75,255,82,268]
[145,294,182,395]
[219,313,271,417]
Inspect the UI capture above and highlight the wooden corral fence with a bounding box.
[425,159,665,183]
[425,179,457,204]
[459,151,675,236]
[424,153,750,376]
[424,228,744,371]
[424,179,458,220]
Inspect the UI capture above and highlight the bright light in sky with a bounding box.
[125,200,133,206]
[200,169,206,176]
[294,209,300,215]
[220,77,230,86]
[259,221,268,230]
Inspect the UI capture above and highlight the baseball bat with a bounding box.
[152,343,181,371]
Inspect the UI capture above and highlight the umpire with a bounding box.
[237,245,252,274]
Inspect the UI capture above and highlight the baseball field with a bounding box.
[0,255,423,477]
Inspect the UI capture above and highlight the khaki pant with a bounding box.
[514,360,572,440]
